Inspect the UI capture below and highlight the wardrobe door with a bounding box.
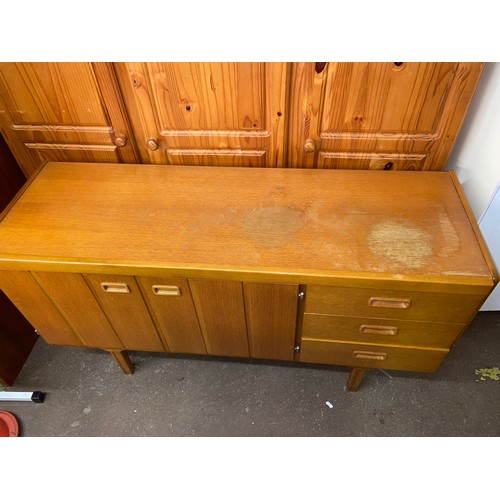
[0,62,139,177]
[288,62,484,170]
[115,62,288,167]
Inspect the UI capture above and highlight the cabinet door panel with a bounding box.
[0,289,38,386]
[33,272,123,349]
[84,274,165,351]
[244,282,298,361]
[116,62,288,167]
[0,270,82,346]
[189,279,249,357]
[137,277,206,354]
[288,62,484,170]
[0,62,139,177]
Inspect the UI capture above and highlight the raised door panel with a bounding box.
[189,279,249,357]
[33,272,124,350]
[288,62,484,170]
[0,62,139,177]
[0,270,82,346]
[84,274,165,352]
[116,62,288,167]
[137,277,206,355]
[243,282,299,361]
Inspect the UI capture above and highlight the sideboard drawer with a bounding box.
[305,286,484,323]
[302,313,465,349]
[300,339,448,372]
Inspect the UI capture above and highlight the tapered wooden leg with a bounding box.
[108,350,134,374]
[346,367,368,392]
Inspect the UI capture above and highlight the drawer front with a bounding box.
[305,285,484,323]
[300,339,448,372]
[302,313,465,349]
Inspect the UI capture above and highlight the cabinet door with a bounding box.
[189,279,249,357]
[84,274,165,352]
[243,282,299,361]
[0,63,139,177]
[0,270,82,346]
[288,62,484,170]
[0,289,38,386]
[33,272,124,349]
[115,62,288,167]
[137,277,206,354]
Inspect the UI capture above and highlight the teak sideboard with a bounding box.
[0,162,497,390]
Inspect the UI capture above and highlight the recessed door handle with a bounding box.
[152,285,181,296]
[101,283,130,293]
[359,325,399,336]
[368,297,411,309]
[354,351,387,361]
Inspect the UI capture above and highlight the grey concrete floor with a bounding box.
[2,312,499,436]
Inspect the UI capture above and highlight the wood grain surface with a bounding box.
[287,62,484,170]
[302,313,465,349]
[84,274,165,351]
[300,338,448,372]
[115,62,288,166]
[244,282,298,360]
[0,162,494,292]
[0,63,139,176]
[189,279,249,357]
[0,270,82,346]
[137,276,207,354]
[33,271,124,349]
[304,285,486,323]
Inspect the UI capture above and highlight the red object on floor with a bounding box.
[0,410,19,437]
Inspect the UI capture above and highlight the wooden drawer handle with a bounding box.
[353,350,387,361]
[152,285,181,296]
[101,283,130,294]
[359,324,399,336]
[368,297,411,309]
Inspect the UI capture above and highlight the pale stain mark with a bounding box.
[242,206,305,247]
[367,221,432,269]
[437,213,460,257]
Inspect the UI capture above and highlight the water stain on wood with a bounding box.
[242,206,305,247]
[367,221,433,270]
[437,213,460,257]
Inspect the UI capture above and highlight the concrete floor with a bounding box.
[2,312,499,437]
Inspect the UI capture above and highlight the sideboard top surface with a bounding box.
[0,162,494,288]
